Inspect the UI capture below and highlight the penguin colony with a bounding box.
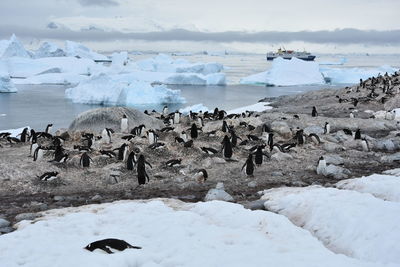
[1,71,400,195]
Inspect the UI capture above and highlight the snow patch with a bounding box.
[179,103,209,114]
[227,102,272,114]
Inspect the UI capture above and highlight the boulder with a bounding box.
[271,121,292,138]
[204,183,234,202]
[69,107,164,133]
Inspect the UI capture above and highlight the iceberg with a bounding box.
[65,73,185,105]
[240,57,325,86]
[0,74,17,93]
[179,103,210,114]
[320,65,397,84]
[0,34,31,58]
[64,41,108,61]
[35,42,66,58]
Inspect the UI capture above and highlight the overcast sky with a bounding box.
[1,0,399,53]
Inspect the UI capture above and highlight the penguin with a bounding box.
[295,129,305,145]
[197,117,204,127]
[149,142,165,150]
[0,132,11,139]
[281,143,296,153]
[312,106,318,117]
[254,146,269,166]
[174,111,180,124]
[45,124,53,134]
[121,114,128,133]
[354,129,361,140]
[343,128,353,135]
[53,145,66,162]
[180,131,188,142]
[80,152,93,168]
[174,137,185,143]
[30,129,37,143]
[85,239,141,254]
[206,130,217,137]
[126,151,138,170]
[136,155,152,185]
[30,141,38,157]
[221,135,233,159]
[241,154,255,176]
[147,130,158,145]
[324,122,330,134]
[247,124,256,131]
[190,123,198,139]
[20,128,29,143]
[201,147,218,155]
[163,105,169,115]
[309,133,321,145]
[261,124,271,133]
[268,133,274,151]
[222,121,229,132]
[116,144,129,161]
[166,159,181,167]
[193,169,208,183]
[361,138,370,152]
[121,135,135,141]
[102,128,114,144]
[7,137,21,143]
[33,146,44,161]
[247,135,260,141]
[160,126,174,132]
[316,156,327,175]
[37,171,59,181]
[229,129,241,147]
[99,150,116,158]
[131,125,146,136]
[184,140,193,148]
[349,112,354,119]
[74,145,91,152]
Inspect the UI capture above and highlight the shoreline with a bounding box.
[1,75,400,230]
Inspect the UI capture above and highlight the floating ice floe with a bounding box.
[0,34,31,59]
[227,102,272,114]
[240,57,325,86]
[65,73,185,105]
[0,199,380,267]
[320,65,397,84]
[179,103,209,114]
[262,185,400,265]
[35,42,66,58]
[0,74,17,93]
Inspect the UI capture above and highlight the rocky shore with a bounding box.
[1,72,399,232]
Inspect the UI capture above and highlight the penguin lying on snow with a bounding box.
[85,238,141,254]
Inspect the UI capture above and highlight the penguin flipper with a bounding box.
[145,161,152,168]
[241,163,247,171]
[102,246,113,254]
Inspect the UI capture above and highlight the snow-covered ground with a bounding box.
[320,65,397,84]
[227,102,272,114]
[262,185,400,266]
[336,174,400,202]
[0,199,382,267]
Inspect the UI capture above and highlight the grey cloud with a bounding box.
[0,25,399,45]
[77,0,119,7]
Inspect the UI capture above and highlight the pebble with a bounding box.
[15,213,39,222]
[91,194,103,201]
[0,218,10,228]
[53,195,65,201]
[0,227,14,234]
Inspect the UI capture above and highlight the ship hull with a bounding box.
[266,55,316,61]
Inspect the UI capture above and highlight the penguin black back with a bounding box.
[80,152,92,168]
[85,238,141,254]
[190,123,198,139]
[221,135,233,158]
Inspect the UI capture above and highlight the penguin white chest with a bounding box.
[31,143,38,156]
[121,118,128,133]
[36,149,44,161]
[148,132,155,144]
[174,113,180,124]
[316,160,327,175]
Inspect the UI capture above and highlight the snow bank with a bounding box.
[241,57,325,86]
[65,73,185,105]
[0,74,17,92]
[35,42,66,58]
[65,40,108,61]
[227,102,272,114]
[0,199,379,267]
[0,34,31,58]
[262,186,400,265]
[321,65,397,84]
[111,51,128,68]
[336,174,400,202]
[179,103,209,114]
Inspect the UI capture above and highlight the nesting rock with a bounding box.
[69,107,164,133]
[204,182,234,202]
[271,121,292,139]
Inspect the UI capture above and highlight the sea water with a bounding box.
[0,53,399,130]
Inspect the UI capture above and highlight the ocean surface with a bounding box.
[1,53,399,131]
